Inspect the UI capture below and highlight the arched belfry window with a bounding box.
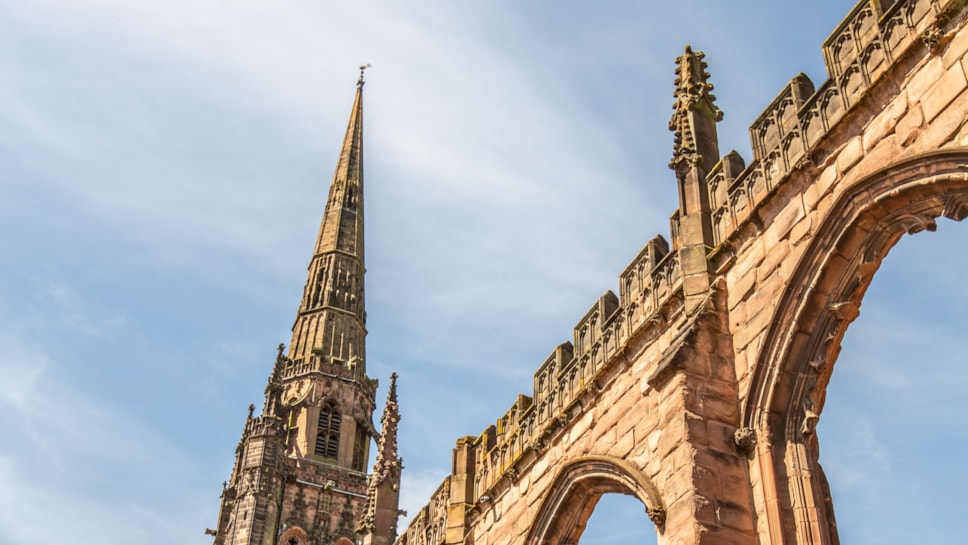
[315,401,341,459]
[352,425,368,472]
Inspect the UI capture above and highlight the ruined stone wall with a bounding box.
[395,1,968,544]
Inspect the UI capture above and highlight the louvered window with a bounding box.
[352,425,368,472]
[315,401,341,459]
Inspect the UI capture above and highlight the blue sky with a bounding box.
[1,1,965,544]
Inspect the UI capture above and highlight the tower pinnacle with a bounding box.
[359,373,403,545]
[669,45,722,171]
[668,46,722,313]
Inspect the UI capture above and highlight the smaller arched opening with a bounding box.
[525,456,664,545]
[580,493,658,545]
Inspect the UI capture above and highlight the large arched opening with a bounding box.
[742,150,968,544]
[818,221,968,544]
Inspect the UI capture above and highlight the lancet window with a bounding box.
[352,425,368,472]
[315,401,341,459]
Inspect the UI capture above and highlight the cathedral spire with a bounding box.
[213,71,385,545]
[359,373,403,545]
[289,70,369,368]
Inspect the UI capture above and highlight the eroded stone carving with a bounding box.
[800,409,820,437]
[896,212,938,234]
[669,46,723,169]
[734,427,758,454]
[943,194,968,221]
[921,25,943,49]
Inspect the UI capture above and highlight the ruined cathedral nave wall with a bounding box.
[395,1,968,544]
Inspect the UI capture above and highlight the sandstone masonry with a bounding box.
[394,1,968,544]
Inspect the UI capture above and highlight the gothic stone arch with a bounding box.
[742,151,968,545]
[524,456,665,545]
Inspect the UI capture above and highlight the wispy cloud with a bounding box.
[0,337,207,545]
[1,1,966,544]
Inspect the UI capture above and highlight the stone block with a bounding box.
[667,441,694,472]
[787,219,811,254]
[914,96,968,149]
[897,102,925,146]
[862,93,908,151]
[733,305,772,352]
[716,501,756,533]
[609,428,635,458]
[903,56,943,101]
[853,133,902,180]
[770,199,805,243]
[700,393,740,424]
[701,525,759,545]
[685,411,709,446]
[814,164,838,203]
[694,464,722,498]
[706,419,741,453]
[835,135,864,174]
[944,21,968,69]
[744,270,785,322]
[757,239,790,278]
[957,119,968,146]
[921,61,967,122]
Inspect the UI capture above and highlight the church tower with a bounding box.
[212,68,401,545]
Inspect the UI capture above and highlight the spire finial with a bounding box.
[358,63,372,86]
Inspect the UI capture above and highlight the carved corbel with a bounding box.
[734,427,757,454]
[896,212,938,234]
[808,357,826,372]
[582,380,603,397]
[555,411,570,427]
[793,154,816,174]
[800,409,820,436]
[826,300,859,323]
[855,257,879,282]
[647,505,667,526]
[943,194,968,222]
[467,504,483,521]
[920,25,943,50]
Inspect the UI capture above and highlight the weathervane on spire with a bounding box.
[358,63,372,86]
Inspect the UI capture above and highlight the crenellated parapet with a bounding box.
[707,0,964,254]
[393,1,968,544]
